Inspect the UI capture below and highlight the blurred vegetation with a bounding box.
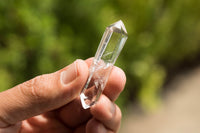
[0,0,200,111]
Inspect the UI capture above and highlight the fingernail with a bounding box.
[61,61,78,85]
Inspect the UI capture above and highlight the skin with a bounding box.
[0,58,126,133]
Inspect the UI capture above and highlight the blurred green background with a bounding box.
[0,0,200,111]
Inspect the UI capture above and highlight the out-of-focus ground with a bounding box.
[120,66,200,133]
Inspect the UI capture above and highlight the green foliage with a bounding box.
[0,0,200,111]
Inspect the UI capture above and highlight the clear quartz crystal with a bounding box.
[80,20,128,109]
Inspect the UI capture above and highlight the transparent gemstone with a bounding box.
[80,20,128,109]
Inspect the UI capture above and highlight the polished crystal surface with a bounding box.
[80,20,128,109]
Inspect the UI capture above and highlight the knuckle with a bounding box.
[18,74,51,102]
[32,74,51,100]
[17,77,40,100]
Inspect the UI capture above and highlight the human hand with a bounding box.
[0,58,126,133]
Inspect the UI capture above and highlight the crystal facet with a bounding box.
[80,20,128,109]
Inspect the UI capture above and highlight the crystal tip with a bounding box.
[108,20,128,35]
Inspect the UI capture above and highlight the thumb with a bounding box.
[0,59,88,127]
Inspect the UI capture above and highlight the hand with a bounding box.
[0,58,126,133]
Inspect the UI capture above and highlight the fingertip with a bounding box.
[112,66,126,89]
[86,118,107,133]
[103,66,126,101]
[90,95,122,131]
[90,95,115,122]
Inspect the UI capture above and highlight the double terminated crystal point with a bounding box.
[80,20,128,109]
